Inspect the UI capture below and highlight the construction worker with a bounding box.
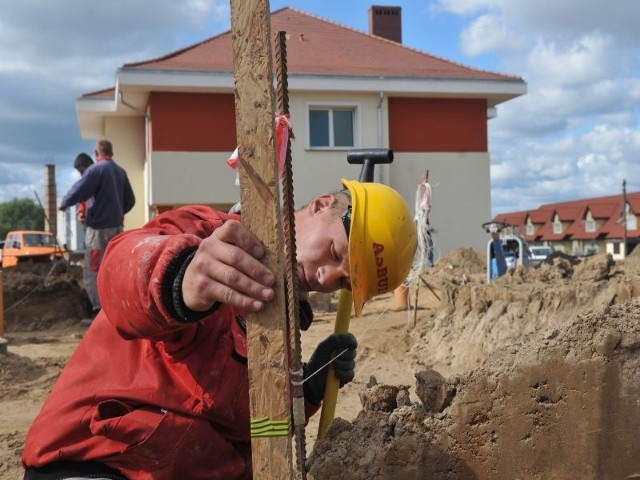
[59,140,136,326]
[72,153,94,225]
[22,180,417,480]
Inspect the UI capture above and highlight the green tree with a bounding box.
[0,198,45,239]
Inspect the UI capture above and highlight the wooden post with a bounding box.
[229,0,293,478]
[0,267,7,355]
[0,267,4,338]
[392,285,410,310]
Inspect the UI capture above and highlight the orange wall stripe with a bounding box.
[149,92,237,152]
[388,97,487,152]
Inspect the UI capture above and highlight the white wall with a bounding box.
[390,152,491,260]
[104,116,146,229]
[149,152,240,206]
[108,90,491,257]
[56,208,83,251]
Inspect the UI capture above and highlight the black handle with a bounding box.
[346,148,394,182]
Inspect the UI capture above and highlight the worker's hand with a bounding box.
[58,205,66,212]
[76,212,86,224]
[182,220,275,313]
[303,333,357,405]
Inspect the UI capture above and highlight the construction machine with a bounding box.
[1,230,67,268]
[482,222,531,282]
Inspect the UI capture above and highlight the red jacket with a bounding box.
[22,205,318,480]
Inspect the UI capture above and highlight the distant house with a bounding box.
[74,6,526,256]
[494,190,640,260]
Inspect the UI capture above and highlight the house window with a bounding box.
[309,107,355,148]
[613,243,620,254]
[526,224,534,235]
[627,216,637,230]
[553,221,562,234]
[585,220,596,232]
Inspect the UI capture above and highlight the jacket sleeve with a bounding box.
[97,205,236,340]
[60,172,99,209]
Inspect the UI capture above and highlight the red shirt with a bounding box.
[22,205,318,480]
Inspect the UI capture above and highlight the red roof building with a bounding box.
[494,190,640,259]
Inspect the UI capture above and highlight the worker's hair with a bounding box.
[73,153,94,170]
[95,139,114,157]
[331,189,351,215]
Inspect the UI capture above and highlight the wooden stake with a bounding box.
[0,268,4,338]
[230,1,293,478]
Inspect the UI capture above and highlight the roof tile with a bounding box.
[124,7,522,81]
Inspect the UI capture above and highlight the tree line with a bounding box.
[0,198,45,240]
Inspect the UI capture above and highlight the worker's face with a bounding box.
[295,194,350,293]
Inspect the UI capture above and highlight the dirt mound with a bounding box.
[308,298,640,479]
[2,260,90,332]
[408,253,640,376]
[306,253,640,479]
[435,247,486,275]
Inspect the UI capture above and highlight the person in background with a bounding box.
[23,179,417,480]
[72,153,94,225]
[58,140,135,325]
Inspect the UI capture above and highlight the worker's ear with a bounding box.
[308,194,337,216]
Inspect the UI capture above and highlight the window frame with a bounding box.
[584,219,596,232]
[306,101,360,150]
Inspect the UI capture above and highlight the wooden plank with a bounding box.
[0,268,4,338]
[229,0,293,478]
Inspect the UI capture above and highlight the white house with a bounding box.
[74,6,526,256]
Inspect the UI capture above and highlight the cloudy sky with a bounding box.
[0,0,638,216]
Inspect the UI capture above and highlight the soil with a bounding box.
[1,250,640,479]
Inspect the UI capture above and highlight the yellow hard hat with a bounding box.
[341,179,418,316]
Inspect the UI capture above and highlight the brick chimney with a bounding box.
[44,164,57,235]
[368,5,402,43]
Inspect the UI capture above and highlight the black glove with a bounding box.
[299,298,313,331]
[303,333,357,405]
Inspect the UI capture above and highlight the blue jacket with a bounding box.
[61,158,135,229]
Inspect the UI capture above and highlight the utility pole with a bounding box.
[622,179,628,258]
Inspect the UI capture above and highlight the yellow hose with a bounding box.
[317,288,352,440]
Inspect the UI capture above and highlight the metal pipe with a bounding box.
[118,92,152,222]
[376,91,385,183]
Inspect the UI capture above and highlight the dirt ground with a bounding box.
[1,250,639,479]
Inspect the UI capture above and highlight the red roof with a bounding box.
[123,7,521,82]
[494,191,640,243]
[527,208,552,224]
[589,202,618,218]
[554,206,582,222]
[494,211,527,230]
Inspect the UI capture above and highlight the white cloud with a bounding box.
[0,0,229,205]
[526,33,612,87]
[460,13,527,57]
[431,0,500,16]
[452,0,640,215]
